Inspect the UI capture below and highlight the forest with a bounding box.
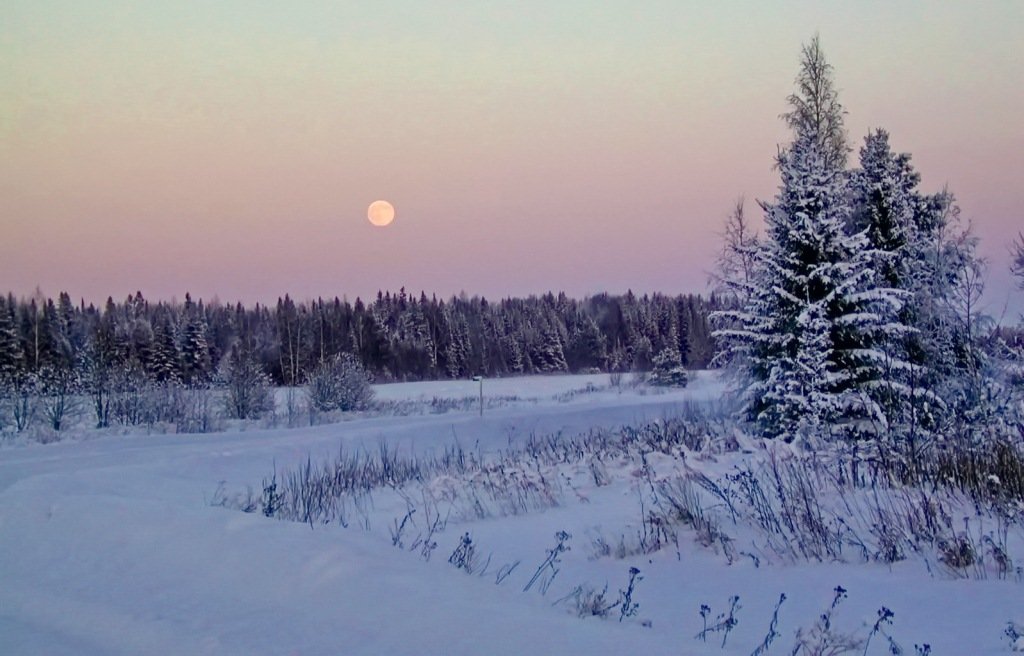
[0,288,717,429]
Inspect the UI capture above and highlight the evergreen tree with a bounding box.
[566,315,607,372]
[714,37,905,441]
[180,299,212,386]
[148,313,180,383]
[649,345,688,387]
[738,131,861,439]
[535,326,568,373]
[0,296,24,385]
[850,130,949,434]
[443,307,469,378]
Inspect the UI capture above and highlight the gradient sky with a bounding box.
[2,1,1022,315]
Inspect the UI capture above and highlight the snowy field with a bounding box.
[2,372,1021,655]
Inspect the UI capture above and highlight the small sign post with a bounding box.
[472,375,483,416]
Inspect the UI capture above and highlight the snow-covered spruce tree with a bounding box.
[180,314,211,387]
[0,299,23,431]
[855,129,1000,441]
[848,130,973,440]
[713,38,906,441]
[742,133,872,439]
[0,294,24,380]
[649,345,688,387]
[536,326,569,373]
[148,314,180,383]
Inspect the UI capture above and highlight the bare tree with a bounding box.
[1012,232,1024,290]
[710,197,760,306]
[781,34,849,169]
[38,365,82,432]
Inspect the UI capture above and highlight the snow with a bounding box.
[371,372,615,402]
[1,372,1019,655]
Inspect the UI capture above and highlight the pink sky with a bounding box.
[2,2,1022,316]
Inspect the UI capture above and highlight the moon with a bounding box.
[367,200,395,227]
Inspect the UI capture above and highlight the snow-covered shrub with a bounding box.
[176,385,221,433]
[222,344,274,420]
[108,366,149,426]
[1006,620,1024,652]
[306,353,374,413]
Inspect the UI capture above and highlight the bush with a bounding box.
[222,344,274,420]
[306,353,374,413]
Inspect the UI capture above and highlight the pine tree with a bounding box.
[566,315,607,372]
[443,307,469,378]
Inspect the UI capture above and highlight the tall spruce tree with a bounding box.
[714,37,906,441]
[180,315,211,386]
[850,130,946,436]
[148,313,180,383]
[0,296,24,385]
[742,130,861,439]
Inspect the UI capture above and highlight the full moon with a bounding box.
[367,200,396,227]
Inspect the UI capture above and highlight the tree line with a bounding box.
[0,288,718,393]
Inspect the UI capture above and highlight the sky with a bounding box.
[2,1,1022,316]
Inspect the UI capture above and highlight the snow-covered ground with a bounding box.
[1,372,1020,655]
